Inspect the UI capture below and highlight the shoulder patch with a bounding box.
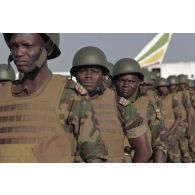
[118,97,130,106]
[75,83,88,95]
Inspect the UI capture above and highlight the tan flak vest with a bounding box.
[0,75,74,162]
[147,90,157,104]
[161,94,175,129]
[133,96,152,145]
[123,96,152,163]
[92,88,124,162]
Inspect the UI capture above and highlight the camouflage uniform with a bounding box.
[89,88,147,162]
[176,89,192,162]
[125,90,167,162]
[176,75,192,162]
[156,92,182,162]
[184,80,195,162]
[71,47,148,162]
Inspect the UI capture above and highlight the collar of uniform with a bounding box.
[12,81,29,95]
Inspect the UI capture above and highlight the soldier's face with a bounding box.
[75,66,104,92]
[169,84,178,92]
[9,33,45,73]
[157,86,169,96]
[139,84,151,95]
[115,74,140,98]
[179,83,187,90]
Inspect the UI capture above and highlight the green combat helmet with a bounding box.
[3,33,61,60]
[178,74,188,84]
[141,69,153,85]
[167,75,179,85]
[155,78,169,88]
[106,62,114,77]
[71,46,109,76]
[150,71,158,81]
[0,64,15,81]
[112,58,144,81]
[188,79,195,88]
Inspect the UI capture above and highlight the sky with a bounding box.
[1,33,195,72]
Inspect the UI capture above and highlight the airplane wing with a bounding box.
[135,33,172,68]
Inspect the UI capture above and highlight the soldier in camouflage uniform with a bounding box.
[188,79,195,161]
[0,33,108,163]
[155,77,188,162]
[140,68,156,98]
[0,64,15,86]
[176,74,192,162]
[71,46,151,163]
[113,58,166,163]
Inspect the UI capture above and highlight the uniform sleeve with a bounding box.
[182,91,191,109]
[118,103,146,139]
[152,129,168,154]
[67,95,108,162]
[172,94,182,118]
[146,103,167,154]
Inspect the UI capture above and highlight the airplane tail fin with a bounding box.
[135,33,172,68]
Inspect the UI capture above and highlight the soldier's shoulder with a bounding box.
[64,80,88,96]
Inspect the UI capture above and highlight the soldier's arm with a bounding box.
[166,95,182,136]
[119,103,152,163]
[153,149,167,163]
[147,103,167,162]
[70,95,108,163]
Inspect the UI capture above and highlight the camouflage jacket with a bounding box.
[128,90,166,153]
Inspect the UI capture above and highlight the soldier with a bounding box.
[177,74,192,162]
[71,46,151,163]
[150,71,158,88]
[155,77,189,162]
[139,68,156,98]
[0,64,15,86]
[188,79,195,112]
[167,75,179,94]
[188,79,195,161]
[113,58,166,163]
[0,33,108,163]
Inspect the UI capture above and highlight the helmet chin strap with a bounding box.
[33,48,47,68]
[7,54,13,67]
